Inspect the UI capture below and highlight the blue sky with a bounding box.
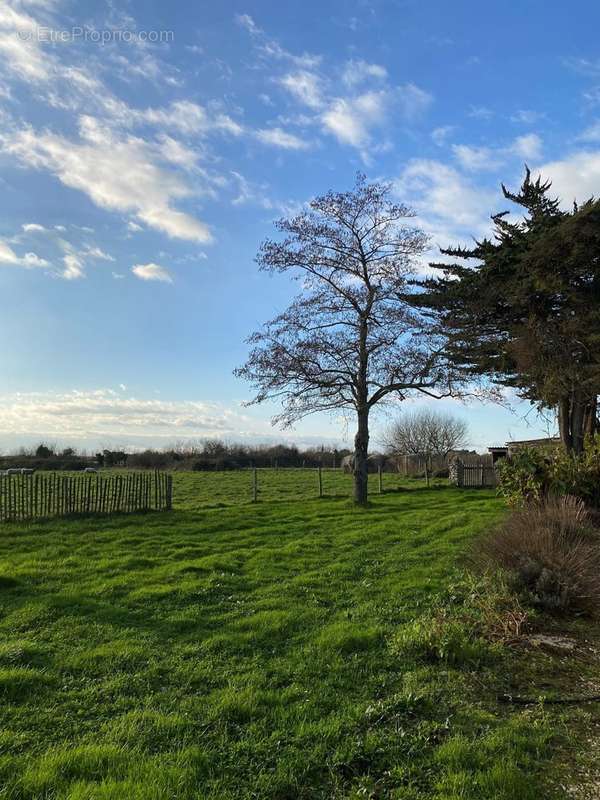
[0,0,598,452]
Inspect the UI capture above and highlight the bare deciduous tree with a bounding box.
[383,409,468,486]
[235,174,457,505]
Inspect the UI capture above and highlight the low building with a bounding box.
[488,437,561,464]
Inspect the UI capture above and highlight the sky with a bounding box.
[0,0,599,453]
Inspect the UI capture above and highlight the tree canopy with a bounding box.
[235,174,460,503]
[414,168,600,452]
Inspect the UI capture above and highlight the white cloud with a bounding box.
[532,150,600,207]
[0,4,52,82]
[0,388,264,444]
[256,127,309,149]
[236,13,320,69]
[132,262,173,283]
[468,105,494,120]
[278,63,426,158]
[0,239,48,268]
[395,159,496,250]
[136,100,243,137]
[583,87,600,106]
[452,144,501,172]
[279,71,324,109]
[7,222,118,280]
[157,134,202,171]
[511,133,542,160]
[451,134,543,172]
[511,109,545,124]
[229,171,274,208]
[322,90,387,150]
[82,246,114,261]
[396,83,433,120]
[2,118,213,243]
[563,56,600,78]
[62,253,84,280]
[431,125,455,146]
[235,13,262,36]
[342,59,387,86]
[577,120,600,143]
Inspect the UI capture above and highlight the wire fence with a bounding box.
[0,471,172,522]
[171,466,440,511]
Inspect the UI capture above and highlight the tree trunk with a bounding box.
[558,396,572,452]
[353,405,369,505]
[583,396,598,438]
[558,392,597,454]
[571,395,585,454]
[353,314,370,506]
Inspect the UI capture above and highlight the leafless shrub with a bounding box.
[472,496,600,616]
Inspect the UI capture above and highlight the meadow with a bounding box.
[0,470,572,798]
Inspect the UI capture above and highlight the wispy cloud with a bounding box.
[255,127,310,149]
[563,56,600,78]
[532,150,600,207]
[2,118,213,243]
[431,125,455,146]
[577,120,600,142]
[241,17,432,159]
[132,262,174,283]
[279,71,325,110]
[0,239,48,269]
[235,12,321,68]
[395,159,497,255]
[511,109,546,124]
[451,134,543,172]
[342,59,387,86]
[0,388,265,445]
[396,83,433,120]
[468,105,494,120]
[321,90,388,151]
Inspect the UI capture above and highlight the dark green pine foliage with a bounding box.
[413,168,600,452]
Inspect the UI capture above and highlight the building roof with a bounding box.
[488,437,561,453]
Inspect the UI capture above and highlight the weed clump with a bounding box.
[390,574,525,667]
[473,496,600,615]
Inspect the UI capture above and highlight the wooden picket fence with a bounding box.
[0,471,173,522]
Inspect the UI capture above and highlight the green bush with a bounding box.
[498,435,600,507]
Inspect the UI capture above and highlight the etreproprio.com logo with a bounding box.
[17,27,174,44]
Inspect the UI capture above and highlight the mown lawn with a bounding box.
[0,473,560,799]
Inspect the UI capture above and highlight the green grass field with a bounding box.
[0,471,566,798]
[171,467,435,508]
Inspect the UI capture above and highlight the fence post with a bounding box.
[378,464,383,494]
[318,465,323,498]
[166,474,173,510]
[252,468,258,502]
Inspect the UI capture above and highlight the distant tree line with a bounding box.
[129,442,352,471]
[0,441,352,471]
[0,443,93,471]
